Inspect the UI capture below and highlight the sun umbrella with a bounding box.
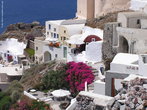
[51,89,71,97]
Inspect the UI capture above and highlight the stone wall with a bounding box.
[111,77,147,110]
[102,22,119,70]
[74,95,96,110]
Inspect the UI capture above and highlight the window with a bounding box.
[143,57,147,63]
[86,42,89,45]
[36,47,38,50]
[64,37,66,40]
[49,24,51,30]
[64,30,66,33]
[54,33,56,38]
[4,53,6,57]
[57,34,59,38]
[55,54,58,58]
[137,19,140,24]
[118,23,121,27]
[92,38,95,42]
[51,33,53,37]
[54,28,56,32]
[61,37,62,40]
[47,32,49,35]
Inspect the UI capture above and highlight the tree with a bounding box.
[65,62,94,95]
[0,92,11,110]
[35,64,69,91]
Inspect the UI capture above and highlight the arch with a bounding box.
[119,36,129,53]
[44,51,51,62]
[84,35,102,43]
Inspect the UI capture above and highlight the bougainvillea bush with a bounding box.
[65,62,94,95]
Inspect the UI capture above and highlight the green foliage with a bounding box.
[0,92,11,110]
[24,48,35,56]
[34,64,69,91]
[6,80,23,104]
[20,61,56,84]
[30,100,50,110]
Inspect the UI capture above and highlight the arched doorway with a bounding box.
[44,51,51,62]
[119,36,129,53]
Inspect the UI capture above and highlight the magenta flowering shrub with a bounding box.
[65,62,94,94]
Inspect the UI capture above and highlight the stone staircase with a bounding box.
[88,68,100,91]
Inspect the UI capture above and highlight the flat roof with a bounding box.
[46,20,65,25]
[118,12,147,18]
[111,53,139,65]
[79,91,115,107]
[0,66,23,76]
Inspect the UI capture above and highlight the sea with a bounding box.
[0,0,77,33]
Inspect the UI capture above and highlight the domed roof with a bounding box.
[84,35,102,42]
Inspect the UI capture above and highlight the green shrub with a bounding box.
[35,64,69,91]
[0,95,11,110]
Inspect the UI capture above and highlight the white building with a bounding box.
[35,19,85,64]
[0,38,26,63]
[67,26,103,64]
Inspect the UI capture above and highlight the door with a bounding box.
[63,47,67,58]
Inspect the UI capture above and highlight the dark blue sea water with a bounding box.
[0,0,77,33]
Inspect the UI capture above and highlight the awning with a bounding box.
[66,34,84,45]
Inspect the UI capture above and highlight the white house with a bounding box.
[0,38,26,63]
[67,26,103,64]
[35,19,85,64]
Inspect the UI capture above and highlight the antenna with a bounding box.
[1,1,4,28]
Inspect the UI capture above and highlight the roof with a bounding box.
[79,91,115,107]
[118,12,147,18]
[123,74,147,82]
[46,20,65,25]
[0,66,23,76]
[84,35,102,42]
[62,24,84,36]
[66,26,103,44]
[112,53,139,65]
[66,34,84,44]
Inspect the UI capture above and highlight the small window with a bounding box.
[36,47,38,50]
[36,57,37,59]
[64,30,66,33]
[61,37,62,40]
[51,33,53,37]
[137,19,140,24]
[54,28,56,32]
[107,27,110,30]
[54,33,56,38]
[118,23,121,27]
[55,54,58,58]
[47,32,49,35]
[4,53,6,57]
[86,42,89,45]
[49,24,51,29]
[143,57,147,63]
[57,34,59,38]
[92,38,95,42]
[64,37,66,40]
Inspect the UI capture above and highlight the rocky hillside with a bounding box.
[86,10,133,30]
[20,61,66,90]
[0,21,45,42]
[97,0,131,17]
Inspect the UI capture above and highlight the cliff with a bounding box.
[95,0,131,17]
[0,22,45,42]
